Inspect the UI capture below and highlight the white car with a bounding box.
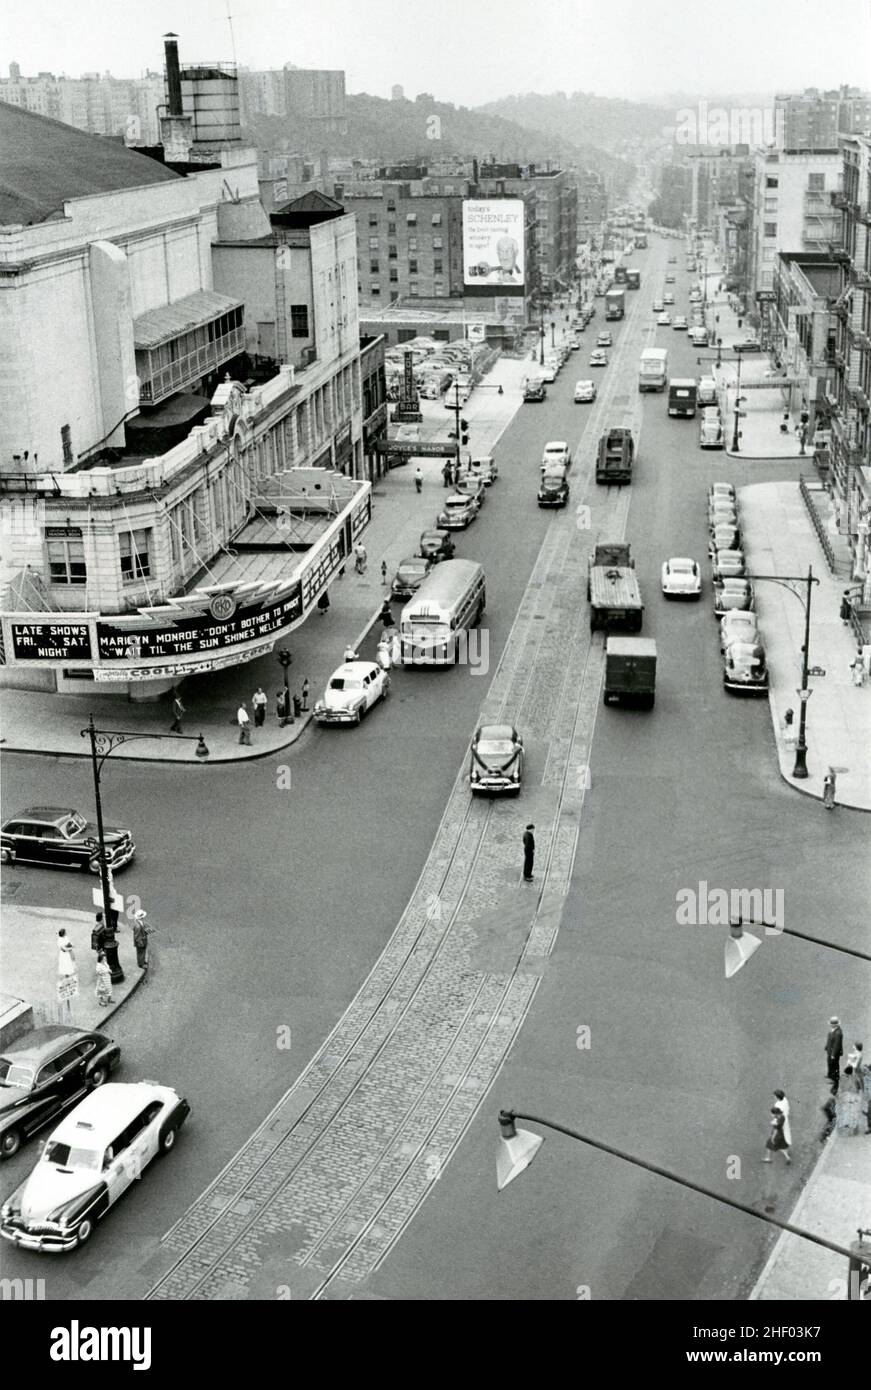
[540,363,558,383]
[314,660,391,726]
[467,455,498,485]
[663,291,675,305]
[689,327,708,346]
[689,289,702,304]
[437,491,479,529]
[589,349,609,366]
[653,299,664,312]
[700,412,725,449]
[661,557,702,599]
[719,610,759,652]
[656,312,671,326]
[672,315,688,331]
[542,441,571,470]
[596,331,613,347]
[0,1082,189,1252]
[574,379,597,403]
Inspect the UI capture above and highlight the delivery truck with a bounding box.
[604,636,657,708]
[587,542,644,633]
[638,347,668,392]
[668,377,699,418]
[605,288,626,321]
[595,429,634,485]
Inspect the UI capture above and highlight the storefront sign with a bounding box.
[10,622,92,661]
[92,642,276,681]
[96,585,302,662]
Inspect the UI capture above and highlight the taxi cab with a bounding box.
[0,1081,189,1252]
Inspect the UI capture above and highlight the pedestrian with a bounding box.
[840,590,852,624]
[837,1066,862,1136]
[57,928,76,979]
[343,644,358,662]
[414,467,423,493]
[780,410,790,435]
[354,542,367,575]
[90,911,108,955]
[317,590,330,615]
[822,769,837,810]
[762,1105,791,1165]
[772,1089,792,1149]
[855,1042,871,1133]
[391,630,401,666]
[442,460,453,487]
[237,701,252,745]
[376,635,392,670]
[301,678,310,711]
[170,692,185,733]
[379,598,393,628]
[522,824,535,882]
[131,910,150,971]
[276,688,288,725]
[826,1015,844,1092]
[252,687,268,727]
[850,654,865,687]
[95,950,113,1006]
[381,559,388,584]
[100,913,124,984]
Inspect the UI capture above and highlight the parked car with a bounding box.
[418,529,455,562]
[661,557,702,599]
[689,289,702,304]
[469,724,524,795]
[314,660,390,726]
[719,610,759,652]
[0,1026,121,1160]
[0,1081,190,1252]
[589,349,609,367]
[466,455,499,485]
[391,556,432,600]
[454,473,486,507]
[0,808,135,874]
[708,482,736,505]
[723,641,769,694]
[689,327,708,346]
[712,549,747,581]
[698,377,718,407]
[735,337,762,353]
[699,412,725,448]
[541,363,558,383]
[437,492,478,529]
[709,524,741,558]
[714,577,755,617]
[568,335,581,351]
[574,379,597,403]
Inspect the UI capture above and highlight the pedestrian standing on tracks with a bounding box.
[522,824,535,882]
[252,687,268,727]
[762,1105,791,1165]
[825,1016,844,1092]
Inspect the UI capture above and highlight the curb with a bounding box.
[748,1130,839,1300]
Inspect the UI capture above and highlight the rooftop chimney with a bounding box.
[164,32,183,117]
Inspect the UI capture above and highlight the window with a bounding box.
[764,198,777,213]
[387,199,395,211]
[764,223,777,238]
[765,176,779,189]
[120,528,151,582]
[432,236,443,250]
[370,259,380,273]
[433,259,443,274]
[409,283,419,297]
[290,305,309,338]
[368,236,379,250]
[409,259,418,273]
[406,212,417,225]
[408,236,418,252]
[370,284,380,296]
[47,538,86,585]
[368,213,378,226]
[434,281,445,296]
[60,424,73,465]
[431,213,442,226]
[389,268,398,282]
[387,221,396,234]
[808,172,825,191]
[388,245,397,260]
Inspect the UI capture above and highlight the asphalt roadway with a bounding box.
[1,236,868,1301]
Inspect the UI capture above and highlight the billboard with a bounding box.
[462,200,525,295]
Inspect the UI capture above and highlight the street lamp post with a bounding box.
[277,646,293,724]
[748,567,819,778]
[81,716,209,980]
[731,349,745,452]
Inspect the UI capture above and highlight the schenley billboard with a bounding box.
[461,200,525,295]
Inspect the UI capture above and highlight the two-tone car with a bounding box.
[314,660,390,726]
[466,456,499,485]
[589,349,609,367]
[723,641,769,694]
[437,492,478,529]
[719,610,759,652]
[1,808,135,875]
[1,1081,189,1252]
[469,724,524,795]
[391,555,432,601]
[708,482,736,505]
[596,331,613,347]
[574,379,597,403]
[712,549,747,581]
[700,408,725,449]
[418,529,455,562]
[0,1026,121,1160]
[661,557,702,599]
[714,577,755,618]
[454,473,486,508]
[709,524,741,558]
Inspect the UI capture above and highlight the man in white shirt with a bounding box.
[237,702,251,745]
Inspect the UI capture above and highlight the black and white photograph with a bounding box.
[0,0,869,1352]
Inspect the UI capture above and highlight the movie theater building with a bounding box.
[0,105,369,699]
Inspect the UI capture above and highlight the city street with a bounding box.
[2,235,867,1301]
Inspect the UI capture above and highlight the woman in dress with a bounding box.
[95,950,113,1007]
[763,1106,791,1165]
[773,1089,792,1149]
[57,928,76,978]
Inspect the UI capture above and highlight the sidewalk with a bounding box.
[742,480,871,810]
[751,1130,871,1300]
[0,904,145,1033]
[0,355,529,765]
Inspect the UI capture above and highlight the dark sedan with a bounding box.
[418,529,456,562]
[537,475,570,508]
[1,808,135,874]
[391,556,432,600]
[0,1026,121,1159]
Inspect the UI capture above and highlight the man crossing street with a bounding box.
[522,824,535,882]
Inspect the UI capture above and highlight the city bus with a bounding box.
[399,559,486,665]
[625,268,641,289]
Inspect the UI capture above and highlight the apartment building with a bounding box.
[748,149,842,293]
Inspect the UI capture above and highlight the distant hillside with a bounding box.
[244,90,635,189]
[478,91,675,151]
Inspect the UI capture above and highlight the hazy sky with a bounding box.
[3,0,869,106]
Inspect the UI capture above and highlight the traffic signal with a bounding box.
[461,419,469,447]
[277,648,293,668]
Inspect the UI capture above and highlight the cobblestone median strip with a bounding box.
[147,364,638,1302]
